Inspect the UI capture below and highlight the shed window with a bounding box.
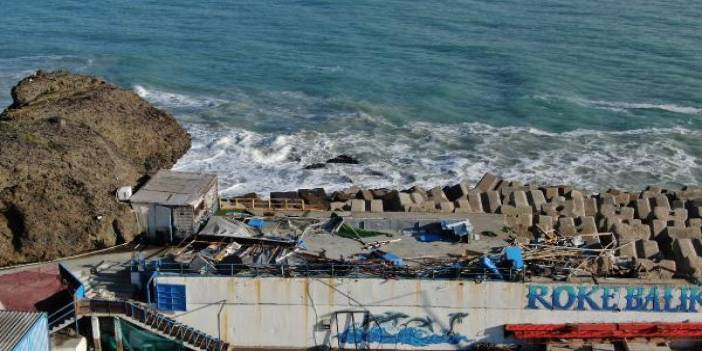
[156,284,186,311]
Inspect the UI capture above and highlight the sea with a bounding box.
[1,0,701,195]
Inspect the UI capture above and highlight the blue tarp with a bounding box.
[480,256,502,279]
[415,232,444,242]
[440,220,473,238]
[247,218,266,230]
[371,250,405,267]
[503,246,524,270]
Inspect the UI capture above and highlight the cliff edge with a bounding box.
[0,71,191,266]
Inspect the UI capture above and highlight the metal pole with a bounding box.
[114,317,124,351]
[91,316,102,351]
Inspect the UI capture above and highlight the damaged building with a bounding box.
[129,170,218,243]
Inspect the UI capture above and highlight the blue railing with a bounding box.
[145,262,522,282]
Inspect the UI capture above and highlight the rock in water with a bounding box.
[326,154,360,164]
[0,71,191,266]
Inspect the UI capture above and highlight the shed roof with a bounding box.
[0,310,45,350]
[129,170,217,207]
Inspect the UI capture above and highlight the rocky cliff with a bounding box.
[0,71,191,266]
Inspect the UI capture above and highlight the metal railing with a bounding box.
[220,197,328,211]
[145,262,523,282]
[48,301,76,333]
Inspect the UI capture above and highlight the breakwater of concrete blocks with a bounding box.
[223,173,702,280]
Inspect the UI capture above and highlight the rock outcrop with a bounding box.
[0,71,191,266]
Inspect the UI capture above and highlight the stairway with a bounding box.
[79,299,229,351]
[48,301,77,334]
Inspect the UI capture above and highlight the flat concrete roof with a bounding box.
[129,170,217,207]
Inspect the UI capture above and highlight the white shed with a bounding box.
[130,170,218,243]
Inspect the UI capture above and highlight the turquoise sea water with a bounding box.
[1,1,701,194]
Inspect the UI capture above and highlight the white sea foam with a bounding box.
[174,120,702,196]
[133,85,224,109]
[535,95,702,115]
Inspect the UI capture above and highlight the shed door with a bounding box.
[151,205,172,242]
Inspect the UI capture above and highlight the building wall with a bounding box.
[173,206,195,239]
[154,275,702,350]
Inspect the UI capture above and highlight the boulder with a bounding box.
[0,71,191,265]
[326,154,360,164]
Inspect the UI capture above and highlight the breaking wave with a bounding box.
[535,95,702,115]
[133,85,224,110]
[174,120,702,196]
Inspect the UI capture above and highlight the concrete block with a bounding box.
[584,197,598,217]
[614,222,649,243]
[437,201,455,213]
[667,226,702,240]
[420,201,438,213]
[370,199,383,213]
[636,240,660,259]
[558,217,577,236]
[501,205,532,216]
[444,182,469,201]
[540,202,559,217]
[350,199,366,212]
[410,192,425,205]
[407,186,428,202]
[543,187,559,201]
[620,207,635,220]
[618,241,637,258]
[467,190,484,213]
[652,194,671,211]
[357,189,373,201]
[383,191,412,212]
[599,203,617,217]
[603,215,623,232]
[635,198,652,221]
[407,205,424,212]
[672,199,686,210]
[689,218,702,227]
[657,260,677,279]
[637,258,657,273]
[371,188,389,199]
[298,188,328,205]
[330,201,347,211]
[527,190,546,211]
[504,213,533,230]
[537,215,554,234]
[640,190,658,199]
[607,188,629,205]
[598,193,617,206]
[484,191,501,213]
[563,198,586,218]
[510,190,529,208]
[428,187,448,202]
[651,219,667,239]
[674,208,688,221]
[475,172,501,192]
[578,216,597,234]
[454,200,471,213]
[672,238,702,275]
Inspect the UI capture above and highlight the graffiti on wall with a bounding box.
[527,285,702,312]
[336,311,470,347]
